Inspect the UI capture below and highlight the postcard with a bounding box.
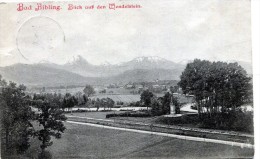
[0,0,255,158]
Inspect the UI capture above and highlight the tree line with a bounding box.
[178,59,252,116]
[178,59,253,131]
[0,75,68,158]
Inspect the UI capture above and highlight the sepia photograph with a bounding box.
[0,0,256,158]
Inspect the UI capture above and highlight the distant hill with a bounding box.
[0,56,251,86]
[39,55,185,78]
[107,69,182,83]
[0,65,182,86]
[0,64,97,86]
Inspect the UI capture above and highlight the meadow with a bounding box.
[21,122,254,159]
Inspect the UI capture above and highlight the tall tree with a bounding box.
[94,98,101,111]
[107,98,115,110]
[75,91,85,106]
[140,90,154,110]
[83,94,88,105]
[83,85,95,97]
[162,92,171,114]
[0,79,33,155]
[62,93,78,112]
[172,96,180,114]
[32,94,67,152]
[151,97,163,116]
[100,98,108,110]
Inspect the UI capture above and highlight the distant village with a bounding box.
[26,79,182,96]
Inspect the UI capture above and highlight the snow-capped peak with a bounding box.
[133,56,166,63]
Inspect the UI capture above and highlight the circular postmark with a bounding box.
[16,16,65,62]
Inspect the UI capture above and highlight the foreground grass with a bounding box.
[19,122,254,159]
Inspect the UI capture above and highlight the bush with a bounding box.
[155,114,199,125]
[155,110,253,133]
[200,110,253,133]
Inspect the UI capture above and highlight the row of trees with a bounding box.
[0,75,67,157]
[178,60,253,131]
[60,93,116,111]
[33,92,117,112]
[62,85,115,111]
[93,98,115,111]
[178,59,252,116]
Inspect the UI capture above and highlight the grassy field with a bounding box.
[29,86,191,104]
[89,93,191,104]
[20,122,253,159]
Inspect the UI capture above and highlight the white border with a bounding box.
[252,0,260,158]
[0,0,259,156]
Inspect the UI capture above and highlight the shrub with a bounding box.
[155,114,199,125]
[200,110,253,133]
[155,110,253,133]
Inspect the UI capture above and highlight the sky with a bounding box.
[0,0,252,66]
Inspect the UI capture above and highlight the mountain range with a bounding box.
[38,56,184,77]
[0,56,252,87]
